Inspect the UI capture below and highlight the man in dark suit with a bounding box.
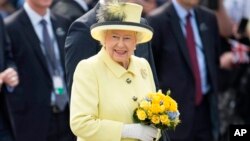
[4,0,75,141]
[0,15,19,141]
[65,0,159,95]
[51,0,92,24]
[147,0,220,141]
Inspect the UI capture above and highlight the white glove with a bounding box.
[121,124,158,141]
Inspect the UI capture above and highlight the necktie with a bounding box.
[40,19,68,111]
[40,19,57,71]
[185,13,202,105]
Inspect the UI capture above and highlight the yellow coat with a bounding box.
[70,48,156,141]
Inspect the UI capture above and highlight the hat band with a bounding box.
[91,21,153,32]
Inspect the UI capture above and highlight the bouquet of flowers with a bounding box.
[133,90,180,130]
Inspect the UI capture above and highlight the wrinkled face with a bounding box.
[177,0,200,9]
[27,0,52,9]
[104,30,137,67]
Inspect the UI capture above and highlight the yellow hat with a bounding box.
[90,1,153,44]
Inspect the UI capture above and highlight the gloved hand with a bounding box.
[121,123,158,141]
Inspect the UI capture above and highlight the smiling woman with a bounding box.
[104,30,137,69]
[69,0,161,141]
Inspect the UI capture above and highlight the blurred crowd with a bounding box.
[1,0,250,141]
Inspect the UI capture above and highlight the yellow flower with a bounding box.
[159,105,165,113]
[151,95,161,104]
[157,90,166,99]
[150,103,161,114]
[151,115,160,124]
[160,115,170,125]
[140,100,151,110]
[151,92,165,104]
[147,110,153,119]
[136,109,147,120]
[169,99,178,112]
[163,96,171,110]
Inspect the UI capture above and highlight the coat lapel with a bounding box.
[50,15,66,66]
[195,8,215,84]
[19,10,51,77]
[168,4,193,72]
[195,8,210,56]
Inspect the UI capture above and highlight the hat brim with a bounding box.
[90,21,153,44]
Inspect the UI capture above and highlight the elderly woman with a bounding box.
[70,1,159,141]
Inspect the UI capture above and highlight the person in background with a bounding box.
[4,0,75,141]
[9,0,24,9]
[223,0,250,130]
[224,0,250,45]
[51,0,93,24]
[0,15,19,141]
[132,0,168,17]
[70,1,161,141]
[0,0,15,18]
[146,0,221,141]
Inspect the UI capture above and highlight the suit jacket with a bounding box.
[0,16,7,71]
[0,15,15,140]
[147,2,220,140]
[4,9,70,141]
[65,3,159,95]
[51,0,88,24]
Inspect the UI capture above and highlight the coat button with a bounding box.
[132,96,138,101]
[126,78,132,84]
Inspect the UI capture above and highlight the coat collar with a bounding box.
[98,48,137,78]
